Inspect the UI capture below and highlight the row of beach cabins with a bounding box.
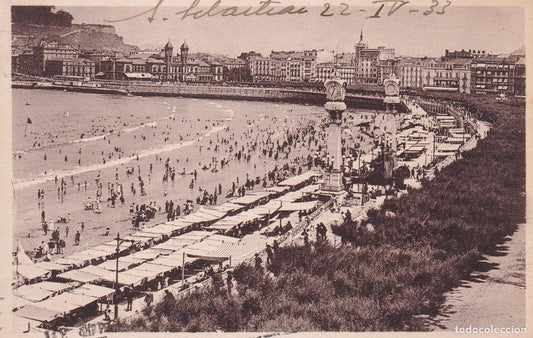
[13,171,322,329]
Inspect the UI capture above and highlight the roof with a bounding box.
[15,304,61,322]
[14,264,50,281]
[124,72,155,79]
[69,284,114,299]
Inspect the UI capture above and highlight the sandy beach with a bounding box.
[12,89,377,260]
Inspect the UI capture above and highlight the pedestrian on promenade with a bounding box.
[125,287,133,311]
[254,253,263,269]
[266,244,274,266]
[302,228,309,246]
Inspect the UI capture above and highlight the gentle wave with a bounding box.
[13,124,227,190]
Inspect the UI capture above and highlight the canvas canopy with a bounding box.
[13,296,32,311]
[122,235,153,246]
[98,260,136,272]
[116,255,148,265]
[14,285,54,302]
[34,293,96,315]
[143,224,183,236]
[213,202,245,213]
[129,248,167,261]
[279,201,318,212]
[153,237,193,251]
[15,304,61,322]
[253,201,282,215]
[180,213,213,224]
[68,249,109,263]
[130,231,163,240]
[163,219,191,228]
[54,257,88,268]
[34,281,74,293]
[264,186,290,194]
[15,264,51,281]
[79,266,117,281]
[57,270,99,283]
[69,284,114,300]
[151,252,198,268]
[191,210,224,223]
[230,192,270,206]
[34,261,69,273]
[51,292,97,307]
[298,184,320,194]
[277,172,318,187]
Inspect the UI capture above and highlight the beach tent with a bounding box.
[213,202,246,214]
[54,257,88,268]
[142,223,184,237]
[129,248,170,261]
[12,295,32,311]
[279,201,318,212]
[14,264,51,282]
[182,234,241,261]
[98,260,137,272]
[177,230,213,241]
[264,185,290,195]
[130,231,164,242]
[253,200,282,216]
[15,304,61,322]
[197,207,228,219]
[163,219,191,229]
[69,284,114,300]
[152,237,193,251]
[56,270,100,283]
[298,184,320,194]
[151,251,198,268]
[277,171,319,188]
[13,240,50,282]
[14,285,54,302]
[230,192,270,206]
[33,292,97,315]
[34,261,69,273]
[34,281,74,293]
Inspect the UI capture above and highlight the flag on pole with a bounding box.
[26,117,32,124]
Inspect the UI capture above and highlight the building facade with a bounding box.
[471,56,515,94]
[422,59,472,93]
[45,58,95,79]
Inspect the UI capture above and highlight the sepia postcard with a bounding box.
[0,0,531,337]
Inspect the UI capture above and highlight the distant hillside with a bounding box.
[509,46,525,56]
[13,23,139,54]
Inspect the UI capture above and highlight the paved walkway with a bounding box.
[431,223,526,331]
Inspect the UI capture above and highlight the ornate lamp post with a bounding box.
[321,77,347,193]
[382,74,401,179]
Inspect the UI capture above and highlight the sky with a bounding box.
[61,4,525,58]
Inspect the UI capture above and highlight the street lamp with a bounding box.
[114,232,136,321]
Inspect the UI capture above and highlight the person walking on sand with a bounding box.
[74,230,80,245]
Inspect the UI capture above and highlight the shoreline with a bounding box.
[11,80,391,111]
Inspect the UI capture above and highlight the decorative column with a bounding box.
[383,74,401,179]
[321,78,347,192]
